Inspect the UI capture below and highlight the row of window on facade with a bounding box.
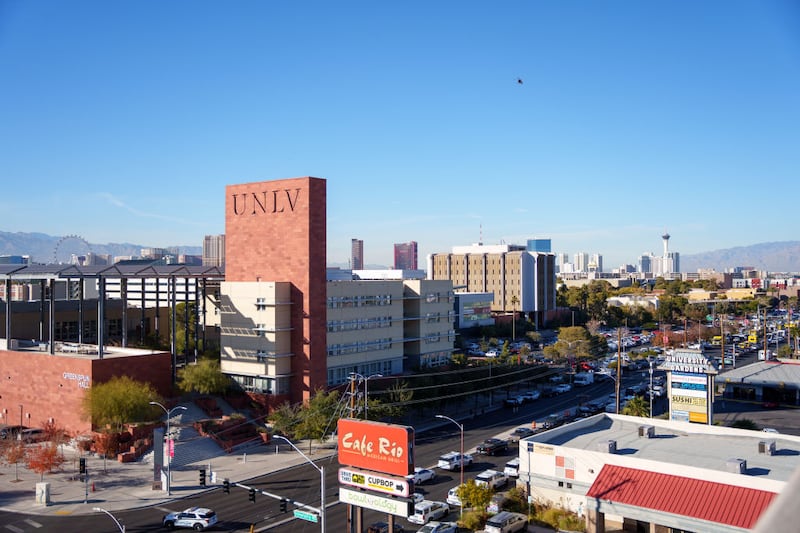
[327,316,393,332]
[327,360,395,386]
[231,374,289,395]
[327,338,393,356]
[327,295,393,308]
[55,319,124,341]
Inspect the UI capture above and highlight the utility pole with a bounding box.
[616,329,622,414]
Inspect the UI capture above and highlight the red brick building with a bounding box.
[223,177,328,403]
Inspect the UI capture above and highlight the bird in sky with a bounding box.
[517,78,523,85]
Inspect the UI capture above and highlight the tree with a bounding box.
[294,389,342,451]
[178,357,231,395]
[0,438,26,481]
[457,479,493,511]
[269,401,302,439]
[370,380,413,421]
[82,376,160,431]
[622,396,650,418]
[25,442,66,481]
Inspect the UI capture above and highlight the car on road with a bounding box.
[503,396,524,407]
[476,438,509,456]
[162,507,218,531]
[509,427,535,441]
[554,383,572,394]
[411,467,436,485]
[520,390,541,402]
[416,521,458,533]
[408,501,451,525]
[437,451,473,471]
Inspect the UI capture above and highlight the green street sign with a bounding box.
[293,510,319,523]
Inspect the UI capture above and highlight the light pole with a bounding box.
[349,372,383,420]
[149,401,187,495]
[273,435,326,533]
[435,414,464,519]
[649,358,654,418]
[93,507,125,532]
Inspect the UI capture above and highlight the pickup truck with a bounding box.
[476,438,509,456]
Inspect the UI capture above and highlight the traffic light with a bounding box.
[79,457,86,474]
[222,479,230,494]
[199,468,206,487]
[280,499,288,513]
[248,488,256,503]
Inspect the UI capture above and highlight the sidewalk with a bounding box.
[0,406,335,517]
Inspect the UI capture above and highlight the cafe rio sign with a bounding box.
[337,419,415,477]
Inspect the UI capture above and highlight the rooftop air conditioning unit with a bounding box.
[638,425,655,438]
[726,458,747,474]
[758,440,776,455]
[598,440,617,454]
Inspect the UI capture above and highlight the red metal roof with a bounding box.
[586,464,777,530]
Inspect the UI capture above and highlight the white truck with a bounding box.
[574,372,594,386]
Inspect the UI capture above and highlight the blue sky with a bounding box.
[1,1,798,269]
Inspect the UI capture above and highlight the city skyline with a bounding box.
[1,2,798,269]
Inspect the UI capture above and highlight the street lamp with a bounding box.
[649,358,654,418]
[93,507,125,532]
[435,414,464,519]
[273,435,326,533]
[349,372,383,420]
[149,401,187,495]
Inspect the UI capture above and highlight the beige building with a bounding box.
[427,243,556,327]
[210,271,455,395]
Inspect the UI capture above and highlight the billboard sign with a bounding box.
[339,467,412,497]
[337,418,414,477]
[670,372,709,424]
[339,487,413,517]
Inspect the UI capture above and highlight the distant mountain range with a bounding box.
[1,231,798,273]
[680,241,800,273]
[0,231,201,264]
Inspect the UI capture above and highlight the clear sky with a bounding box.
[1,1,798,269]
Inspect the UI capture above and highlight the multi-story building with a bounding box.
[427,242,556,328]
[351,238,364,270]
[589,254,603,273]
[574,252,589,273]
[203,234,226,267]
[393,241,418,270]
[214,267,455,394]
[527,239,552,253]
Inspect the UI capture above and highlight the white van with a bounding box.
[503,458,520,478]
[407,500,450,525]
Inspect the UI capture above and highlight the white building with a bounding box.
[517,414,799,532]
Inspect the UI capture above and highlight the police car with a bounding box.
[162,507,218,530]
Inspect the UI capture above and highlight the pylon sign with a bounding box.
[337,418,414,477]
[339,467,412,497]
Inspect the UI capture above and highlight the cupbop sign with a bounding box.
[337,418,415,477]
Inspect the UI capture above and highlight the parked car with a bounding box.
[162,507,218,530]
[446,485,463,507]
[475,469,508,490]
[476,438,509,456]
[509,427,535,441]
[503,458,520,478]
[411,467,436,485]
[408,501,451,525]
[368,522,404,533]
[416,521,458,533]
[485,349,500,358]
[484,511,528,533]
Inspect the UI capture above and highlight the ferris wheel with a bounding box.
[52,234,92,264]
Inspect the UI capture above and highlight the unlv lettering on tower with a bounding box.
[231,188,301,215]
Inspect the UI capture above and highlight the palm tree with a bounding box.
[622,396,650,418]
